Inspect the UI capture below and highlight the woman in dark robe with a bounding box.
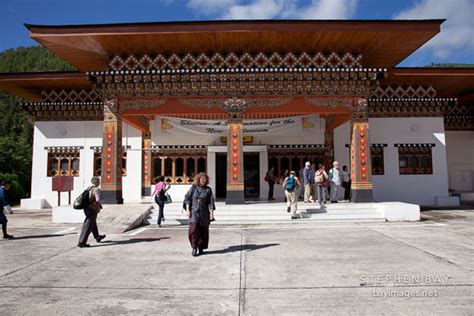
[184,172,216,257]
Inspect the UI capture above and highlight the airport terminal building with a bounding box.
[0,20,472,207]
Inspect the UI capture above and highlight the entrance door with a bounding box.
[215,153,227,198]
[244,153,260,198]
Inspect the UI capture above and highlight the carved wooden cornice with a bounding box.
[88,69,380,98]
[109,52,364,72]
[120,98,167,111]
[368,98,456,118]
[22,102,103,121]
[178,96,292,109]
[303,97,353,109]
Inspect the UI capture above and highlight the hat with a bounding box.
[305,161,311,166]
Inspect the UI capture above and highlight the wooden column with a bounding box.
[101,99,124,204]
[350,98,373,202]
[142,131,152,196]
[224,97,246,204]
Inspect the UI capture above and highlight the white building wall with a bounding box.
[31,121,142,206]
[334,117,449,205]
[445,131,474,192]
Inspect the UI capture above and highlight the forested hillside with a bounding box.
[0,46,74,202]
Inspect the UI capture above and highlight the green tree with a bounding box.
[0,45,75,203]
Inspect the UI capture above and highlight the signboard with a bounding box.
[157,114,320,136]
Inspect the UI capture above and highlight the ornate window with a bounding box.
[396,144,434,175]
[46,147,82,177]
[92,146,128,177]
[151,145,207,184]
[370,144,386,175]
[267,145,324,181]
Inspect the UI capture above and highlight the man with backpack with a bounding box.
[78,176,106,248]
[282,171,301,219]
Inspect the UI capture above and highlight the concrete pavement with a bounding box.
[0,209,472,315]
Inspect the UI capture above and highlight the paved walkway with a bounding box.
[0,209,472,315]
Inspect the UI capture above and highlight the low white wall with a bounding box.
[334,117,449,205]
[30,121,142,207]
[445,131,474,192]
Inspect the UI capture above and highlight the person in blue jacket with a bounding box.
[0,180,14,239]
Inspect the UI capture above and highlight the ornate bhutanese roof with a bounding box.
[386,68,474,103]
[24,19,444,71]
[0,72,92,101]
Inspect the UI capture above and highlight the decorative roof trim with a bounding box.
[45,146,83,150]
[394,143,435,147]
[151,145,207,149]
[268,144,324,149]
[88,67,386,76]
[107,52,366,72]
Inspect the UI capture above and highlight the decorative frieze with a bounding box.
[22,102,104,121]
[394,143,436,147]
[371,86,436,99]
[45,146,83,153]
[89,69,380,98]
[109,52,363,72]
[368,98,455,117]
[41,89,102,103]
[268,144,324,149]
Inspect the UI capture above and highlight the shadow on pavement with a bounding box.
[6,233,76,240]
[205,243,279,255]
[93,237,170,247]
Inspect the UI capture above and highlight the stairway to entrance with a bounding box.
[143,201,386,225]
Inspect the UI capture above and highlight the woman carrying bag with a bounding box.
[184,172,216,257]
[152,175,171,227]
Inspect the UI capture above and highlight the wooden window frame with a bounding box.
[371,147,385,175]
[151,151,207,184]
[47,150,80,177]
[398,146,433,175]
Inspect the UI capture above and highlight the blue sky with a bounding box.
[0,0,472,67]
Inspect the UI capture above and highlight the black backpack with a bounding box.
[73,187,92,210]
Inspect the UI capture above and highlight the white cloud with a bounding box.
[395,0,474,59]
[298,0,357,19]
[187,0,358,20]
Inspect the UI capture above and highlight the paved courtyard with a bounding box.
[0,208,473,315]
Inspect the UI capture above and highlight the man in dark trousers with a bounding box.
[265,166,276,201]
[78,177,106,248]
[0,180,14,239]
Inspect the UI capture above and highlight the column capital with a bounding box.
[352,97,369,120]
[224,97,247,120]
[104,98,121,116]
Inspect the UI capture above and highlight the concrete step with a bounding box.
[151,207,382,215]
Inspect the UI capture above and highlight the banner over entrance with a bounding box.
[156,115,321,136]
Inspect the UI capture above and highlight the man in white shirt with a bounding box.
[329,161,343,203]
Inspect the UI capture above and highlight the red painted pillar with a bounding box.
[226,120,246,204]
[224,97,246,204]
[350,98,373,202]
[142,131,152,196]
[101,99,124,204]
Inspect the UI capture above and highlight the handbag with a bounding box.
[164,193,172,204]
